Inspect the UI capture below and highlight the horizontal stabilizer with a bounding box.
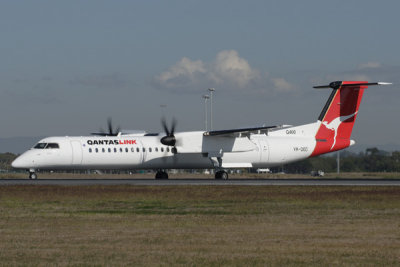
[314,81,392,90]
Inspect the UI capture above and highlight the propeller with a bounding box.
[91,117,121,136]
[160,117,177,150]
[159,118,178,165]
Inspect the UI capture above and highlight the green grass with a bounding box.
[0,186,400,266]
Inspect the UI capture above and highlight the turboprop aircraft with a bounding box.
[12,81,392,179]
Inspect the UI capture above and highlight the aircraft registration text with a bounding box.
[293,146,308,152]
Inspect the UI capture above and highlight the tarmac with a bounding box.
[1,178,400,186]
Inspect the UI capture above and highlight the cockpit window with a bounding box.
[34,143,47,149]
[33,143,59,149]
[46,143,59,149]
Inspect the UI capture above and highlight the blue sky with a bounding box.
[1,0,400,148]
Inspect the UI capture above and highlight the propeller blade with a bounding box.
[91,117,121,136]
[170,117,177,135]
[107,118,113,135]
[161,117,170,136]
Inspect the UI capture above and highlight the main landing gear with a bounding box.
[155,170,168,179]
[215,170,228,180]
[208,155,229,180]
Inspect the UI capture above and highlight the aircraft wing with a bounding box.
[203,125,279,137]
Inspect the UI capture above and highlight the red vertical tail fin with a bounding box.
[311,81,388,157]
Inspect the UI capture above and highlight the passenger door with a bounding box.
[71,141,83,165]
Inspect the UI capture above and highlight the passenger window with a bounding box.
[102,148,105,153]
[143,147,146,152]
[120,148,123,152]
[161,147,164,152]
[136,147,139,152]
[149,148,152,152]
[125,148,128,152]
[166,147,170,153]
[46,143,59,149]
[89,148,92,153]
[108,148,111,153]
[34,143,47,149]
[95,148,98,153]
[155,147,158,152]
[114,148,117,153]
[131,147,134,152]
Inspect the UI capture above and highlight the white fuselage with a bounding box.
[13,80,387,175]
[11,122,322,171]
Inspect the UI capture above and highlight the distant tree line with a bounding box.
[271,148,400,174]
[0,153,18,172]
[2,147,400,173]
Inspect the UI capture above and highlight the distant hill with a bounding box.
[0,136,44,154]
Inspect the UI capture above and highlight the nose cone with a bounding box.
[11,155,32,169]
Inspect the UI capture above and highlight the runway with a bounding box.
[1,179,400,186]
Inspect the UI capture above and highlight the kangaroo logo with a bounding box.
[322,111,358,149]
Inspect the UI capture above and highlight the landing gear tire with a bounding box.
[155,171,169,179]
[29,172,37,180]
[215,171,228,180]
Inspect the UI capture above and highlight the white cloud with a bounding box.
[210,50,259,87]
[271,78,295,92]
[155,57,206,88]
[154,50,261,91]
[154,50,299,95]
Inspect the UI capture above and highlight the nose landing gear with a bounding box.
[28,169,37,180]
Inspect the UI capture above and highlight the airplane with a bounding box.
[11,80,392,180]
